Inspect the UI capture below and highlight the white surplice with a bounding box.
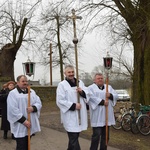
[88,83,118,127]
[7,88,42,138]
[56,80,90,132]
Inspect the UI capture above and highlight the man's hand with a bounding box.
[76,87,83,94]
[106,92,111,98]
[23,120,31,128]
[105,92,110,106]
[76,103,81,110]
[104,101,109,106]
[27,106,34,113]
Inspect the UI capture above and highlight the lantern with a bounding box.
[103,52,113,70]
[22,57,35,77]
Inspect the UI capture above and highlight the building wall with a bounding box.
[31,86,57,102]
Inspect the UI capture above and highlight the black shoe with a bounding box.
[3,134,7,139]
[3,131,8,139]
[12,134,15,140]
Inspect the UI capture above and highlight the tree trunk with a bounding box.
[0,18,27,84]
[113,0,150,105]
[132,27,150,105]
[0,44,17,81]
[56,17,64,81]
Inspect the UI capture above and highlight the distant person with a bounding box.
[0,83,7,118]
[7,75,42,150]
[88,73,118,150]
[0,81,15,139]
[56,64,90,150]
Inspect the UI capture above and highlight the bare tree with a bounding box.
[79,72,93,86]
[0,0,41,82]
[113,52,133,80]
[40,1,85,81]
[78,0,150,105]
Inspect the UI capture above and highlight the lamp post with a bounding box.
[103,52,113,145]
[22,57,35,150]
[22,57,35,77]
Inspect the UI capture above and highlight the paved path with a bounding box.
[0,128,120,150]
[0,118,120,150]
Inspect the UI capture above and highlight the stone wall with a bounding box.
[31,86,57,102]
[114,101,132,112]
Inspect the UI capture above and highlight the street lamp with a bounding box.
[103,52,113,70]
[22,57,35,77]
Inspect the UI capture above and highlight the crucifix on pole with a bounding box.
[67,9,82,124]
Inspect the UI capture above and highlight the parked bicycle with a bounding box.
[121,103,145,133]
[112,106,127,130]
[121,106,137,132]
[121,104,150,135]
[136,105,150,135]
[113,102,132,130]
[130,104,143,134]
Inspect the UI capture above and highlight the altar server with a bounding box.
[88,73,118,150]
[56,64,90,150]
[7,75,42,150]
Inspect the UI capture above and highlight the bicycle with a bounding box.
[112,106,127,130]
[136,105,150,135]
[113,102,133,130]
[121,106,136,131]
[121,104,144,133]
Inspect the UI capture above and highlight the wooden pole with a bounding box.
[68,9,82,124]
[72,10,79,87]
[27,85,31,150]
[72,9,80,124]
[49,43,53,86]
[105,73,109,145]
[104,52,113,146]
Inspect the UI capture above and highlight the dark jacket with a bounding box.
[0,88,10,130]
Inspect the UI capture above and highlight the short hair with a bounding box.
[16,75,27,82]
[93,73,103,80]
[64,64,74,72]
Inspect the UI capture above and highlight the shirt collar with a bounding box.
[94,83,105,90]
[16,85,28,94]
[65,77,78,87]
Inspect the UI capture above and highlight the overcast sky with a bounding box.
[14,30,109,84]
[12,0,133,84]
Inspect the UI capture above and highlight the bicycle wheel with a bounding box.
[131,117,139,134]
[137,115,150,136]
[121,113,132,131]
[112,112,122,130]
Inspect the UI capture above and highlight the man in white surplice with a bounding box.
[7,75,42,150]
[88,73,118,150]
[56,64,90,150]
